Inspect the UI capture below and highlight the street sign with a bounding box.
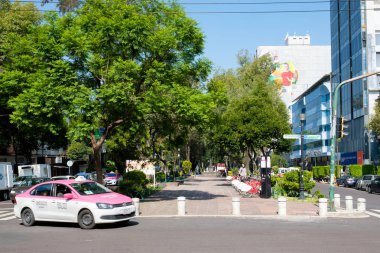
[304,135,321,140]
[67,160,73,167]
[283,134,321,140]
[283,134,300,139]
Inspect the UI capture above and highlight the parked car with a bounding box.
[355,176,364,190]
[10,177,51,204]
[104,173,122,186]
[361,174,377,191]
[13,177,136,229]
[336,175,357,187]
[51,175,76,180]
[367,176,380,194]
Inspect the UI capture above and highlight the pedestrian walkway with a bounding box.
[139,175,319,217]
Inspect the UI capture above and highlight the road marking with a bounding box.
[0,212,14,218]
[366,210,380,219]
[0,215,16,221]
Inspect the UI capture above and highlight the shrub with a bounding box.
[182,160,192,175]
[362,164,375,175]
[281,170,315,197]
[119,170,149,198]
[156,172,166,182]
[349,164,362,177]
[312,190,325,199]
[231,167,239,176]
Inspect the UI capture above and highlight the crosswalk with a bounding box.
[366,209,380,219]
[0,209,16,221]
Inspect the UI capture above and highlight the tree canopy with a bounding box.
[3,0,212,181]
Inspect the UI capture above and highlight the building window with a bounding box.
[376,31,380,46]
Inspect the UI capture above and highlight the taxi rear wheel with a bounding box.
[21,208,35,226]
[78,209,96,229]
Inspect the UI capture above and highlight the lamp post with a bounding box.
[299,113,305,200]
[329,71,380,211]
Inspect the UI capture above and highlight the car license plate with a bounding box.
[120,207,133,214]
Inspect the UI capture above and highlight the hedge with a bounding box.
[312,164,377,178]
[312,165,340,179]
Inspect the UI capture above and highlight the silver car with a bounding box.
[361,175,377,192]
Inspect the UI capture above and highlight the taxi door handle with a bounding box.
[51,201,56,203]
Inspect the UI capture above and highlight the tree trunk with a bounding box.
[92,144,103,184]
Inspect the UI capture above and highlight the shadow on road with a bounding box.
[141,189,228,202]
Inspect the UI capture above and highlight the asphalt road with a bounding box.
[0,215,380,253]
[314,182,380,210]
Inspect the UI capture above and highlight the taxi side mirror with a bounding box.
[64,193,74,199]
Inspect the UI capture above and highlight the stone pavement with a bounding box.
[138,175,319,217]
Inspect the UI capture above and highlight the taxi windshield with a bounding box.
[70,181,112,195]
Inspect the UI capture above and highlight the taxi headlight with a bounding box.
[96,203,114,209]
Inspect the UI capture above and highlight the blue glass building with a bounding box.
[330,0,380,165]
[291,75,331,166]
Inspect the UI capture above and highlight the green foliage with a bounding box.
[231,167,239,176]
[349,164,363,177]
[362,164,375,175]
[156,172,166,182]
[105,160,117,171]
[272,170,315,197]
[4,0,212,182]
[271,154,288,168]
[272,166,279,175]
[119,170,149,198]
[312,165,340,180]
[182,160,192,175]
[66,141,91,160]
[369,97,380,136]
[312,190,325,199]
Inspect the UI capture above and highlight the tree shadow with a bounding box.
[141,189,228,202]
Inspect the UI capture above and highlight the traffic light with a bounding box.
[338,116,349,139]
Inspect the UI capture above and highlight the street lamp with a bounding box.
[329,71,380,210]
[299,113,305,200]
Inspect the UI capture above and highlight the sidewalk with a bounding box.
[138,175,319,217]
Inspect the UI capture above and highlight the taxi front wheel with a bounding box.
[21,208,35,227]
[78,209,96,229]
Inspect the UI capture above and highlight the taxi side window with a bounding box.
[31,184,53,196]
[55,184,71,197]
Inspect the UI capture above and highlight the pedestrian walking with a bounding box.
[239,164,247,181]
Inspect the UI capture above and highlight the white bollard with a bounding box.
[177,196,186,216]
[345,196,353,213]
[357,198,366,212]
[319,198,328,217]
[232,197,241,216]
[132,198,140,216]
[278,197,287,216]
[334,194,341,209]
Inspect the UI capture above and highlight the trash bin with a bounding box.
[260,167,271,198]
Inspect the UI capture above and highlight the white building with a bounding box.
[256,35,331,115]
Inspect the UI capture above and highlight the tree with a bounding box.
[0,1,62,162]
[206,55,291,171]
[369,97,380,136]
[8,0,211,183]
[66,141,92,160]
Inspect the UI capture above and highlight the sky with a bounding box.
[35,0,332,73]
[182,0,332,72]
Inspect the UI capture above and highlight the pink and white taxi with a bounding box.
[13,177,136,229]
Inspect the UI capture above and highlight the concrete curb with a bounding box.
[135,213,368,220]
[326,210,369,218]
